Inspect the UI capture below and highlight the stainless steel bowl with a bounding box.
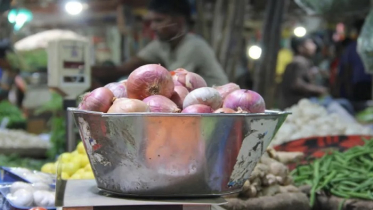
[70,108,289,197]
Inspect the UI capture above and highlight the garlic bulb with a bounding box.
[271,99,373,146]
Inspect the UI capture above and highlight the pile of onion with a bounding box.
[78,64,265,114]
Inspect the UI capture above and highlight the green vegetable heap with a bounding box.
[0,101,26,129]
[291,139,373,206]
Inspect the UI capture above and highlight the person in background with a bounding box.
[330,38,351,97]
[278,36,328,110]
[338,19,372,101]
[0,44,12,101]
[92,0,229,87]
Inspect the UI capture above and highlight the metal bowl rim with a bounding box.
[68,107,291,117]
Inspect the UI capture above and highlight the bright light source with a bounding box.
[294,26,307,37]
[247,45,262,60]
[65,1,83,15]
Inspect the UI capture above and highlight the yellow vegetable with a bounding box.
[77,142,85,154]
[41,163,55,174]
[59,153,73,163]
[61,172,70,180]
[61,162,80,176]
[70,173,82,179]
[81,171,95,179]
[70,155,83,167]
[71,150,79,155]
[84,164,92,172]
[81,155,89,167]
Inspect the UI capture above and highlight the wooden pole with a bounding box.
[218,0,236,69]
[196,0,208,40]
[253,0,288,108]
[211,0,224,51]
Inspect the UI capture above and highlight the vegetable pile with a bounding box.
[271,99,373,146]
[79,64,265,114]
[5,181,55,208]
[291,139,373,206]
[0,101,26,129]
[356,107,373,124]
[41,142,94,180]
[0,155,49,171]
[0,129,50,149]
[239,149,303,198]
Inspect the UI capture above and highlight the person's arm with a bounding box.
[198,45,229,86]
[91,40,161,85]
[288,63,327,96]
[176,40,229,86]
[91,57,148,84]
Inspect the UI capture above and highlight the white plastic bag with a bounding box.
[358,10,373,74]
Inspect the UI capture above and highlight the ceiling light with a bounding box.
[65,1,83,16]
[294,26,307,37]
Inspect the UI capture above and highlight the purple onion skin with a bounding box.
[223,89,265,113]
[182,104,214,113]
[143,95,180,113]
[170,86,189,108]
[105,82,127,98]
[183,87,222,110]
[214,83,240,100]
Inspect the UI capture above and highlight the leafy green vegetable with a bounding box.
[6,49,48,72]
[0,154,49,171]
[35,92,65,159]
[0,101,26,129]
[356,107,373,123]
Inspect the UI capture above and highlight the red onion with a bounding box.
[143,95,181,113]
[183,87,222,110]
[107,98,149,113]
[182,104,213,113]
[170,86,189,108]
[171,68,207,91]
[105,82,127,98]
[214,83,240,100]
[214,108,235,113]
[127,64,174,100]
[223,89,265,113]
[79,87,114,112]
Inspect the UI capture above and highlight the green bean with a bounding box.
[359,157,373,167]
[346,150,372,162]
[345,191,373,200]
[317,170,337,191]
[321,156,333,171]
[310,160,320,207]
[292,138,373,206]
[338,181,360,187]
[331,188,349,198]
[293,175,310,183]
[333,154,346,165]
[353,178,373,192]
[338,199,347,210]
[331,163,367,174]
